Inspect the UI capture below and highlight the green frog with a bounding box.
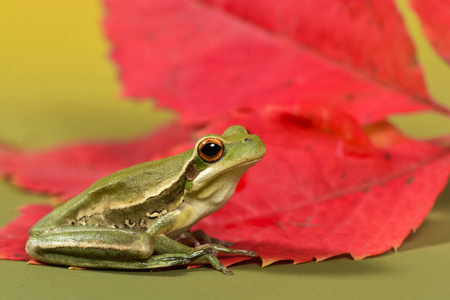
[26,125,266,275]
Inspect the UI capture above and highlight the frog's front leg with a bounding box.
[26,226,210,270]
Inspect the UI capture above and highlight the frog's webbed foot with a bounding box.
[176,230,233,247]
[191,253,234,275]
[155,235,255,275]
[189,244,257,275]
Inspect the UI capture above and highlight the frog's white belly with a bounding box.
[167,173,242,238]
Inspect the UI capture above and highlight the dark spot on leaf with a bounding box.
[371,65,379,74]
[406,177,414,185]
[410,55,418,66]
[280,113,313,129]
[275,221,286,230]
[145,31,155,40]
[384,153,392,161]
[346,93,355,101]
[295,222,317,228]
[284,80,294,87]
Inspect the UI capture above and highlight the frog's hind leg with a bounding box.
[30,251,209,270]
[26,226,210,270]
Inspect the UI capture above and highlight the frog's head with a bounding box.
[185,125,266,204]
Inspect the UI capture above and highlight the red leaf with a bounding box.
[0,204,53,260]
[190,108,450,264]
[411,0,450,63]
[104,0,450,124]
[2,0,450,269]
[1,107,449,265]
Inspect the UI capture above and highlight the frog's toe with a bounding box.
[221,248,256,257]
[189,253,229,275]
[190,246,214,257]
[198,244,257,257]
[241,250,257,257]
[208,236,233,247]
[219,240,234,247]
[165,256,191,266]
[221,267,234,276]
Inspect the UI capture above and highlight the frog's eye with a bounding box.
[198,138,224,162]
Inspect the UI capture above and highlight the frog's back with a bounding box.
[31,149,193,234]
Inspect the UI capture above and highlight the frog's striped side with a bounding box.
[30,149,194,234]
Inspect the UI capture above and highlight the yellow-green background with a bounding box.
[1,1,450,299]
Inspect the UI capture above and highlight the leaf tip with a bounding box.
[350,253,368,261]
[260,258,277,267]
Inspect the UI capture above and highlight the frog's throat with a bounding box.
[193,158,262,186]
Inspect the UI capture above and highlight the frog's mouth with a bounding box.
[194,157,263,185]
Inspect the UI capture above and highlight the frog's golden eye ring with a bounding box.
[198,138,224,162]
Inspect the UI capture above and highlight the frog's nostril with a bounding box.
[243,138,250,142]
